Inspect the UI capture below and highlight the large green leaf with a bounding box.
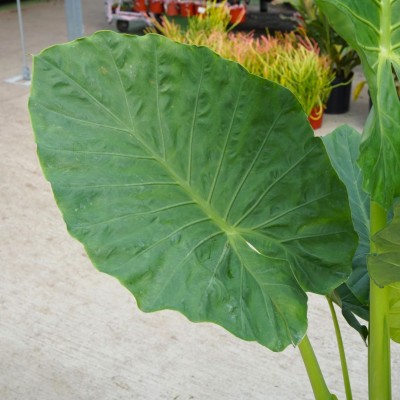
[322,126,370,340]
[29,31,356,351]
[389,282,400,343]
[317,0,400,210]
[322,125,370,305]
[369,201,400,286]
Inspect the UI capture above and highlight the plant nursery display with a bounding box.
[105,0,246,32]
[29,0,400,399]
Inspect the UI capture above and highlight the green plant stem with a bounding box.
[369,201,391,400]
[298,335,334,400]
[327,297,352,400]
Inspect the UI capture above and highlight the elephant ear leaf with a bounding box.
[29,31,356,352]
[369,201,400,286]
[322,126,370,341]
[322,125,370,305]
[317,0,400,210]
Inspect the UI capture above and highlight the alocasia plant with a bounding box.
[28,0,400,398]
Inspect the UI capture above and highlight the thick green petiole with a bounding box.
[298,335,335,400]
[327,297,352,400]
[369,201,391,399]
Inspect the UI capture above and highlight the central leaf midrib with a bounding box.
[381,0,392,51]
[114,107,234,235]
[156,154,236,235]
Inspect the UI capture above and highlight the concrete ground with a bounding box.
[0,1,398,399]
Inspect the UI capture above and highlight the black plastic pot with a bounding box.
[325,73,353,114]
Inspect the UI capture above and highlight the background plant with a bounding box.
[253,32,333,115]
[284,0,360,80]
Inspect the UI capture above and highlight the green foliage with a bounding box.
[29,31,357,352]
[317,1,400,396]
[288,0,360,78]
[389,282,400,343]
[369,202,400,286]
[322,126,370,305]
[317,0,400,210]
[331,285,369,343]
[322,126,370,341]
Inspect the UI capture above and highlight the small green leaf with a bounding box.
[29,32,356,351]
[332,284,369,343]
[389,282,400,343]
[317,0,400,210]
[369,202,400,286]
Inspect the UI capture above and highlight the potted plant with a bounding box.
[225,32,334,129]
[285,0,360,114]
[252,32,334,128]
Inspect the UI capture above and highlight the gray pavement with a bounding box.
[0,1,396,399]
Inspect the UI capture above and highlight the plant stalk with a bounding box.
[327,297,352,400]
[299,335,334,400]
[369,201,391,399]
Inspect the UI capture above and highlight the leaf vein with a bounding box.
[39,144,155,160]
[37,57,130,130]
[251,191,336,230]
[187,54,205,184]
[102,37,135,130]
[127,217,213,266]
[72,201,196,229]
[55,182,179,189]
[224,102,287,220]
[234,144,318,227]
[207,77,246,203]
[154,50,166,159]
[334,3,380,35]
[34,103,134,136]
[280,230,348,244]
[150,230,225,308]
[203,241,230,299]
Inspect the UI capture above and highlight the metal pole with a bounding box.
[65,0,84,41]
[16,0,30,81]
